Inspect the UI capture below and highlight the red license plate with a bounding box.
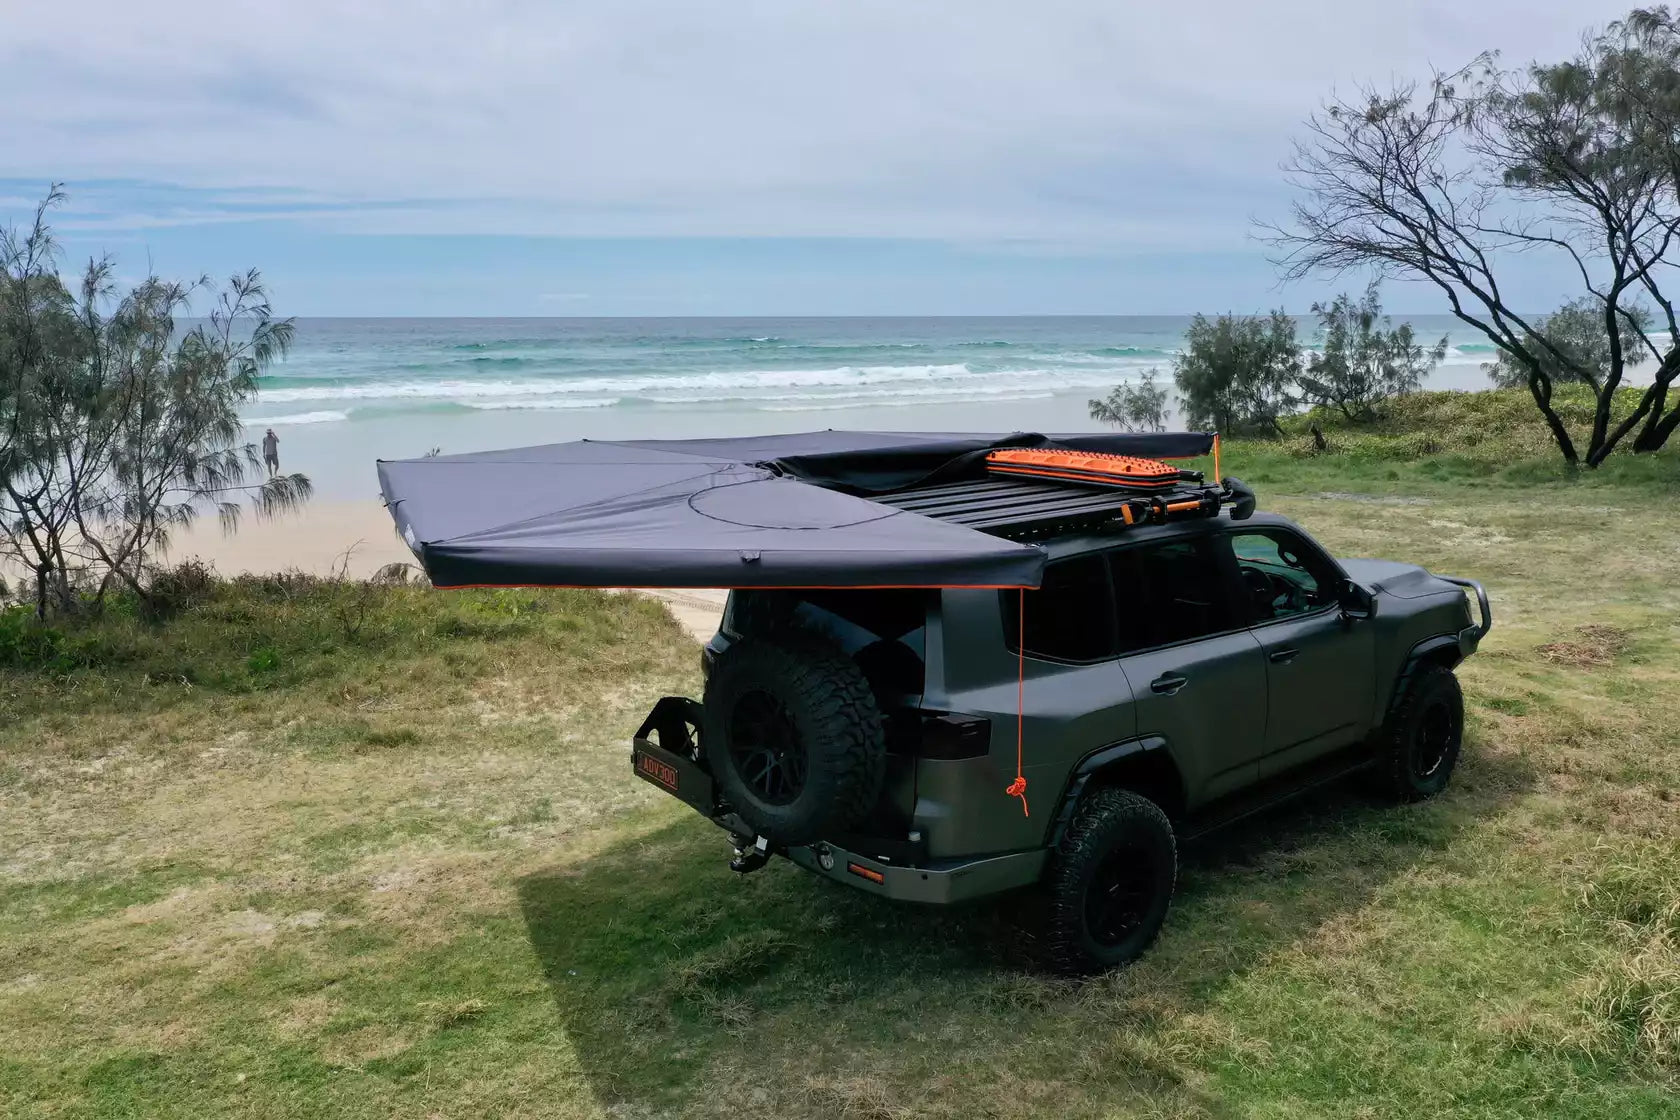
[634,748,681,794]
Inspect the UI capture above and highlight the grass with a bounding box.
[2,434,1679,1117]
[1199,386,1680,496]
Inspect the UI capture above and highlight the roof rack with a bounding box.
[873,475,1255,539]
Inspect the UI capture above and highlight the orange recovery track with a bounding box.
[983,448,1184,491]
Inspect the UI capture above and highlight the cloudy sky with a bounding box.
[1,1,1633,315]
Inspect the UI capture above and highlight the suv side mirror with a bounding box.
[1337,578,1376,620]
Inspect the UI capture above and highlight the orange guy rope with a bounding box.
[1006,589,1030,817]
[1212,433,1223,483]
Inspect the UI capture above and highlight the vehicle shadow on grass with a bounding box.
[516,742,1535,1118]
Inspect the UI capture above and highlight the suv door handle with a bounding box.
[1150,673,1188,696]
[1268,647,1300,664]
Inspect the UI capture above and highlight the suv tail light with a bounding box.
[914,710,992,760]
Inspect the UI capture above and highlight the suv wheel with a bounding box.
[1042,788,1177,975]
[701,635,885,845]
[1373,665,1464,802]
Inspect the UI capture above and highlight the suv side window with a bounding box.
[1109,536,1237,651]
[1229,530,1338,623]
[1003,553,1116,662]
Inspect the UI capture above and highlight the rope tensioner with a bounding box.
[1008,589,1028,816]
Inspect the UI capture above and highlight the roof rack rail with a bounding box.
[874,476,1254,539]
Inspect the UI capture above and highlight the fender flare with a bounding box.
[1403,634,1462,673]
[1381,634,1462,721]
[1047,735,1174,847]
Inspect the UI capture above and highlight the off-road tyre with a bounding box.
[1041,788,1177,975]
[1372,664,1463,802]
[702,635,886,845]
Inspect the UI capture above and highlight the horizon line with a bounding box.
[259,310,1477,321]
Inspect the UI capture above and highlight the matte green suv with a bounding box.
[632,510,1490,973]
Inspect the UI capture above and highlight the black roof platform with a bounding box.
[873,475,1255,539]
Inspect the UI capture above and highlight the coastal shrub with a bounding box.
[231,570,328,602]
[0,606,123,673]
[1089,368,1170,432]
[143,559,220,619]
[1172,310,1301,436]
[371,562,418,586]
[0,608,65,669]
[1301,283,1447,422]
[1486,299,1652,390]
[1,186,310,620]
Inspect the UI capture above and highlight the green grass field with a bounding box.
[3,426,1679,1117]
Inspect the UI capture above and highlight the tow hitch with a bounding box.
[729,834,772,875]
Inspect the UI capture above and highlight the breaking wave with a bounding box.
[244,410,350,426]
[255,362,1139,409]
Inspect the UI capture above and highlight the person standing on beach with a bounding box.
[262,428,280,477]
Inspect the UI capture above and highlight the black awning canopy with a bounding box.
[376,430,1215,591]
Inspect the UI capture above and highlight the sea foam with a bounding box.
[254,362,1143,408]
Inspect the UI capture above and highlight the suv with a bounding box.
[631,509,1490,973]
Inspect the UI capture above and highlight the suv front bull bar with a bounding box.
[1438,576,1492,657]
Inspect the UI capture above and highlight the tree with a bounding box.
[1171,310,1301,436]
[1302,284,1448,421]
[1272,8,1680,466]
[1486,297,1652,388]
[0,187,310,616]
[1,186,95,613]
[1089,368,1170,431]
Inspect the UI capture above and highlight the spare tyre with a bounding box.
[702,634,886,845]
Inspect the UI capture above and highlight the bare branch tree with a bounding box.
[1268,10,1680,466]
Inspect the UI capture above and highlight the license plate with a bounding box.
[634,747,681,794]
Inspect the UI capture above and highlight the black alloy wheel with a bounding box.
[700,634,886,845]
[1041,788,1177,974]
[1372,664,1464,802]
[1412,698,1458,782]
[1083,848,1162,948]
[728,689,809,805]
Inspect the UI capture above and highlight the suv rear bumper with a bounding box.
[630,696,1046,904]
[783,843,1046,904]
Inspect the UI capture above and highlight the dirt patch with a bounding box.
[1538,625,1630,668]
[637,588,726,643]
[1312,492,1434,505]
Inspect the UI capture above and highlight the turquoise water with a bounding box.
[242,316,1500,498]
[250,315,1496,427]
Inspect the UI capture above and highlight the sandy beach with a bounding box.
[163,499,412,578]
[163,500,729,640]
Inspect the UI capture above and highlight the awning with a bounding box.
[376,430,1215,590]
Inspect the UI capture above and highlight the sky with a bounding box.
[0,1,1638,316]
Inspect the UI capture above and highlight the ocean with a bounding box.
[244,316,1500,499]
